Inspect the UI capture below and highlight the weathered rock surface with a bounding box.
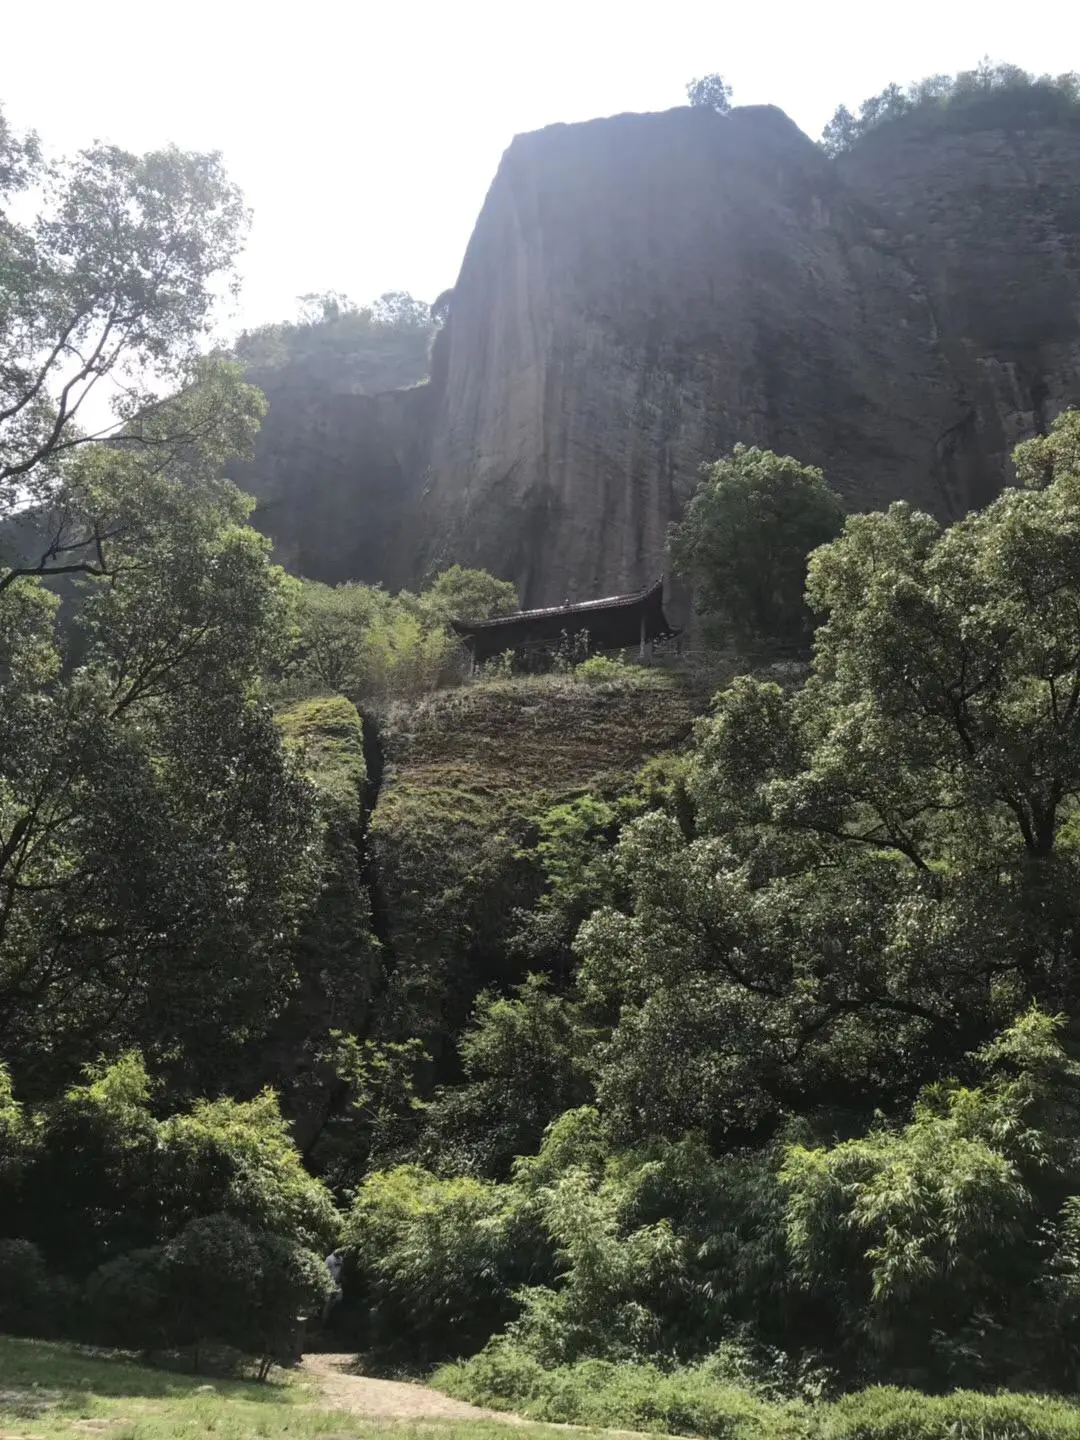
[836,113,1080,515]
[230,376,431,591]
[240,102,1080,607]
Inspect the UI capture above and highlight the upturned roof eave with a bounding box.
[451,577,666,636]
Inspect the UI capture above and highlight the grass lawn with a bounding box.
[0,1336,546,1440]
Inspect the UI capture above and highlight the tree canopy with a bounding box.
[234,290,436,396]
[669,444,845,653]
[685,74,733,113]
[821,60,1080,155]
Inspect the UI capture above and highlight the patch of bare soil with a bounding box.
[299,1354,523,1424]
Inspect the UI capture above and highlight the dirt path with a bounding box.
[300,1353,523,1424]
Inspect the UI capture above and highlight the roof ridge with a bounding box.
[452,578,665,632]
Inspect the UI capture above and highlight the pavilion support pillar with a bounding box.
[639,613,647,662]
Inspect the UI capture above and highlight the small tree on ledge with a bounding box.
[686,73,733,113]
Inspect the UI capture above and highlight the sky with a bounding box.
[1,0,1075,340]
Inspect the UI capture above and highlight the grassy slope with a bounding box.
[368,671,705,1049]
[0,1336,554,1440]
[373,670,701,861]
[275,694,367,810]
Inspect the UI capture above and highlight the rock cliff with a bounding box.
[243,101,1080,607]
[229,362,431,592]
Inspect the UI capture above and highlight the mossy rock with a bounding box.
[276,694,366,813]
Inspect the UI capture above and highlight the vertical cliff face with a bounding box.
[837,115,1080,515]
[408,104,1080,606]
[416,107,946,605]
[236,103,1080,605]
[230,377,431,590]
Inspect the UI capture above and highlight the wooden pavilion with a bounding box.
[451,577,680,667]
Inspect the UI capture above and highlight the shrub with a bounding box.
[246,1229,334,1374]
[343,1165,546,1361]
[283,566,516,703]
[574,654,629,684]
[780,1010,1080,1389]
[8,1055,339,1276]
[84,1215,331,1376]
[434,1349,810,1439]
[822,1387,1080,1440]
[0,1239,75,1338]
[435,1355,1080,1440]
[85,1246,172,1350]
[159,1090,340,1254]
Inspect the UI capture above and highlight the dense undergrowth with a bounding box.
[436,1353,1080,1440]
[822,60,1080,155]
[434,1347,1080,1440]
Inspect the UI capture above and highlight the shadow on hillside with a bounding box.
[0,1335,288,1409]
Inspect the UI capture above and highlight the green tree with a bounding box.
[419,976,595,1179]
[584,413,1080,1145]
[235,289,434,397]
[0,403,320,1090]
[0,110,313,1093]
[2,1053,339,1278]
[685,74,733,113]
[85,1216,332,1376]
[782,1008,1080,1388]
[343,1164,544,1363]
[287,580,386,694]
[284,567,517,703]
[820,62,1080,155]
[0,103,247,553]
[669,445,845,653]
[417,564,518,627]
[820,104,859,157]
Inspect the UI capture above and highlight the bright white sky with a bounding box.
[2,0,1074,339]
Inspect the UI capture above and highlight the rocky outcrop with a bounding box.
[240,102,1080,606]
[411,103,1080,607]
[836,112,1080,515]
[230,378,432,592]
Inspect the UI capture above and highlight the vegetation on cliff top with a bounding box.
[822,58,1080,154]
[235,290,437,396]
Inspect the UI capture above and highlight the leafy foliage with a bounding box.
[0,1052,339,1278]
[281,566,516,703]
[0,114,321,1099]
[0,1240,75,1339]
[343,1165,545,1362]
[0,104,247,529]
[686,75,733,114]
[86,1214,331,1376]
[234,290,435,397]
[821,60,1080,155]
[669,445,845,653]
[0,429,320,1091]
[418,976,595,1178]
[782,1009,1080,1387]
[438,1353,1080,1440]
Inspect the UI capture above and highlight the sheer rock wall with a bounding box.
[242,104,1080,608]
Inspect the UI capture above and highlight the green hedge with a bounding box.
[823,1388,1080,1440]
[434,1352,1080,1440]
[434,1351,810,1439]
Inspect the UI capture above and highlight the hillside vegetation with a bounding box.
[11,84,1080,1438]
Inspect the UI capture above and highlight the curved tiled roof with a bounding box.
[452,578,665,635]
